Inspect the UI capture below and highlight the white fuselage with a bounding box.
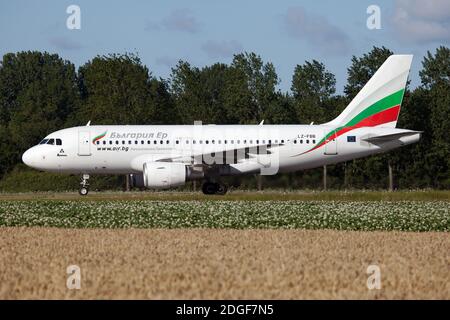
[22,124,420,177]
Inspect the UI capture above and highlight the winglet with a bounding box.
[86,120,91,126]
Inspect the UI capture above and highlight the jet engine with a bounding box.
[142,162,187,188]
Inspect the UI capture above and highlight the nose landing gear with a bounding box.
[201,182,228,195]
[79,174,90,196]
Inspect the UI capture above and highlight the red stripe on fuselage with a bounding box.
[334,104,400,137]
[298,105,400,155]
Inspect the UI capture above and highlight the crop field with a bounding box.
[0,191,448,299]
[0,198,449,231]
[1,228,449,299]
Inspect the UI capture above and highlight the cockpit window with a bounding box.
[38,138,61,145]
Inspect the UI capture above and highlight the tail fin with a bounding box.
[325,54,413,129]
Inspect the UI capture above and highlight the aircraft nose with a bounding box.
[22,148,37,167]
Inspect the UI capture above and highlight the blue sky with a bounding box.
[1,0,449,93]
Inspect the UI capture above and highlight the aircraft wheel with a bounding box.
[202,182,217,195]
[79,187,89,196]
[215,184,228,195]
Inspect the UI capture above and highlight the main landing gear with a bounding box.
[202,181,228,195]
[79,174,90,196]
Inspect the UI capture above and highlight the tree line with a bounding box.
[0,46,448,190]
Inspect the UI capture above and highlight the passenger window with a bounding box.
[116,140,119,145]
[96,141,100,145]
[306,140,309,144]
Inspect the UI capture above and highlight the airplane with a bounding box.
[22,55,421,195]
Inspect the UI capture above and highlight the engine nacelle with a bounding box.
[143,162,187,189]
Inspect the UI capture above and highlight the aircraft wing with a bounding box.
[157,142,283,165]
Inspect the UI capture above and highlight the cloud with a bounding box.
[155,56,178,67]
[48,37,83,50]
[201,40,243,58]
[145,9,200,34]
[161,8,200,33]
[283,6,351,55]
[144,21,161,31]
[391,0,450,44]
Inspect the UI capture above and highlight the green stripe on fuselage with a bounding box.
[344,89,404,128]
[313,89,405,149]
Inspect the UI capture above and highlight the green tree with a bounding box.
[291,60,336,124]
[170,53,286,125]
[170,61,230,124]
[418,47,450,187]
[0,51,79,176]
[230,52,280,123]
[75,53,175,125]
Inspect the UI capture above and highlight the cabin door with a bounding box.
[78,130,91,156]
[324,130,338,155]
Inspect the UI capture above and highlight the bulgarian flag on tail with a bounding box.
[302,54,413,155]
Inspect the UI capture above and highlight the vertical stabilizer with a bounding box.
[325,54,413,128]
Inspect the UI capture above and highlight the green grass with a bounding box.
[0,199,448,232]
[0,189,448,201]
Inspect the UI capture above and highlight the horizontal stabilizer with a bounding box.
[362,131,422,143]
